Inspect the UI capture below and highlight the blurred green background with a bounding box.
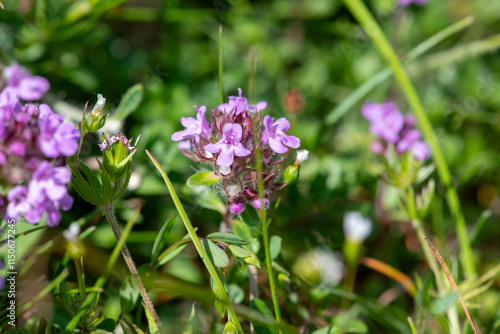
[2,0,500,332]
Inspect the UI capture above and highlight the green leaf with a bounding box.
[97,159,114,204]
[228,245,251,258]
[430,292,458,315]
[227,284,245,304]
[157,239,190,266]
[244,252,261,268]
[70,165,103,205]
[187,171,223,187]
[152,214,177,262]
[185,185,226,214]
[207,232,250,246]
[96,318,116,331]
[143,302,160,334]
[203,238,229,267]
[133,324,146,334]
[250,298,277,334]
[312,327,342,334]
[77,160,103,196]
[113,84,144,121]
[269,236,282,260]
[239,206,261,237]
[4,330,30,334]
[119,276,140,314]
[223,321,238,334]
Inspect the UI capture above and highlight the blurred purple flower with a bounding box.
[38,104,80,158]
[218,88,267,115]
[6,185,44,224]
[261,115,300,153]
[411,141,431,161]
[398,0,428,6]
[362,102,404,143]
[205,123,251,167]
[1,66,78,226]
[4,64,50,101]
[362,101,431,161]
[171,105,211,141]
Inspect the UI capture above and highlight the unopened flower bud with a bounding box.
[229,201,245,215]
[294,149,309,167]
[63,222,80,243]
[100,132,136,180]
[86,94,108,133]
[251,197,269,210]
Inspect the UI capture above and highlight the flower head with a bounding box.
[343,212,372,243]
[217,88,267,115]
[362,101,430,161]
[173,88,302,215]
[4,64,50,101]
[261,116,300,153]
[171,105,211,141]
[204,123,251,167]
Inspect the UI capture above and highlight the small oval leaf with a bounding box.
[204,239,229,267]
[270,235,282,260]
[187,171,223,187]
[207,232,250,246]
[228,245,251,258]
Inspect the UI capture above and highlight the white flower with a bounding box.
[92,93,106,117]
[63,222,81,243]
[294,149,309,166]
[313,249,345,286]
[343,211,372,242]
[293,248,345,286]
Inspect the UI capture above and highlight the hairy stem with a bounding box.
[102,204,163,332]
[341,0,475,279]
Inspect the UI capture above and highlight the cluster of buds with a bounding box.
[0,65,80,226]
[171,88,305,215]
[362,101,430,161]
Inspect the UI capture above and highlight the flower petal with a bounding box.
[216,146,235,167]
[281,135,300,149]
[269,137,288,154]
[234,143,251,157]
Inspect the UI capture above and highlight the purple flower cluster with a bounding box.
[398,0,428,6]
[1,65,80,226]
[362,101,430,161]
[171,89,301,214]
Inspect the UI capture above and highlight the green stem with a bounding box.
[102,205,163,332]
[146,150,244,333]
[341,0,475,278]
[218,24,224,105]
[255,144,282,327]
[407,187,460,334]
[75,257,86,305]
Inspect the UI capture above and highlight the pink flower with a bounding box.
[261,115,300,154]
[4,64,50,101]
[204,123,251,167]
[217,88,267,115]
[171,105,211,141]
